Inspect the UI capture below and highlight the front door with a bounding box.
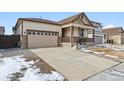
[79,29,84,38]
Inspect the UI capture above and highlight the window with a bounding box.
[33,32,35,35]
[28,32,31,35]
[41,33,43,35]
[55,33,57,36]
[37,32,40,35]
[52,33,54,35]
[45,33,47,35]
[48,33,51,35]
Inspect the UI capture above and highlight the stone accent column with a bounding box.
[20,35,28,49]
[70,26,74,47]
[58,36,62,47]
[93,29,95,43]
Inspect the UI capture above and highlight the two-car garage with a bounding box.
[16,18,62,49]
[27,30,59,49]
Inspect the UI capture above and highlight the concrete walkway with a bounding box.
[31,47,119,81]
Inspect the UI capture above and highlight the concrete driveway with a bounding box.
[31,47,119,81]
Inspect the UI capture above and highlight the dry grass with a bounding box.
[109,51,124,59]
[91,47,124,60]
[91,48,112,53]
[23,56,55,74]
[1,49,68,81]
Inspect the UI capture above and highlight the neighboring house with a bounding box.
[0,26,5,35]
[103,27,124,44]
[13,12,101,49]
[90,21,105,44]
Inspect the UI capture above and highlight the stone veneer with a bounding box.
[20,35,27,49]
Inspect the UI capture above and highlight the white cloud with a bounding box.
[103,24,114,29]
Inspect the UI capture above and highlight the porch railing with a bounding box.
[61,37,93,44]
[78,38,94,45]
[61,37,70,42]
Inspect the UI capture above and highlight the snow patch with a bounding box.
[114,48,124,51]
[105,55,118,59]
[0,49,5,52]
[93,51,105,55]
[0,55,65,81]
[81,48,92,53]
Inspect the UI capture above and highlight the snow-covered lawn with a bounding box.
[80,47,124,62]
[0,55,65,81]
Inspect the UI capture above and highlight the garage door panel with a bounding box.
[95,36,103,44]
[28,31,58,48]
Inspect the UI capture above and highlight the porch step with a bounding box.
[61,43,72,48]
[61,43,77,50]
[72,44,77,49]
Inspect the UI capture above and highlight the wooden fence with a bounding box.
[0,35,20,49]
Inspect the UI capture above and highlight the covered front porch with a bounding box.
[61,26,95,47]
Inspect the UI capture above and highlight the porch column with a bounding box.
[93,29,95,43]
[70,26,74,46]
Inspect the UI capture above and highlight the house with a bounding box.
[0,26,5,35]
[13,12,101,49]
[103,27,124,44]
[90,21,105,44]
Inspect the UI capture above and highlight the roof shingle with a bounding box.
[102,27,124,35]
[58,13,81,24]
[19,18,60,25]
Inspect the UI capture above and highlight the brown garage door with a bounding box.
[27,31,58,48]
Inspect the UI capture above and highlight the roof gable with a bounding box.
[102,27,124,35]
[78,13,91,26]
[58,12,93,26]
[73,18,84,25]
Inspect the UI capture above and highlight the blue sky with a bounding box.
[0,12,124,35]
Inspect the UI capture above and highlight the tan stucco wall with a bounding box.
[63,27,71,37]
[23,20,62,36]
[16,22,22,35]
[109,35,121,44]
[121,33,124,44]
[63,27,79,37]
[73,18,84,26]
[74,15,90,25]
[74,27,79,37]
[63,26,94,38]
[81,15,90,25]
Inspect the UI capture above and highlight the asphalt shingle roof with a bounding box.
[102,27,124,35]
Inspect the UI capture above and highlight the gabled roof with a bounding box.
[15,12,101,29]
[102,27,124,35]
[0,26,5,32]
[19,18,60,25]
[58,13,82,24]
[58,12,97,27]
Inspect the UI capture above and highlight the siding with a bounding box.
[109,35,121,44]
[23,20,62,36]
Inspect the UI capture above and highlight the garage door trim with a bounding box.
[26,29,59,49]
